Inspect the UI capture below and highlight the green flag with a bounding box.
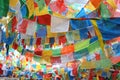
[75,39,90,52]
[36,0,45,11]
[95,59,112,69]
[88,40,100,53]
[52,48,61,56]
[17,46,23,53]
[33,55,41,62]
[100,2,111,18]
[117,73,120,80]
[0,0,9,17]
[66,31,74,43]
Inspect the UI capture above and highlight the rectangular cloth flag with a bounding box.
[88,40,100,53]
[0,0,9,17]
[75,39,90,52]
[61,53,74,63]
[96,18,120,40]
[95,59,112,68]
[72,30,80,41]
[26,21,37,36]
[33,55,41,62]
[81,59,112,69]
[36,24,47,38]
[66,31,74,43]
[47,26,57,38]
[50,56,61,64]
[51,16,69,33]
[18,19,28,34]
[61,45,74,55]
[10,0,18,7]
[52,48,61,57]
[74,48,89,60]
[36,0,45,11]
[26,0,34,18]
[37,14,51,25]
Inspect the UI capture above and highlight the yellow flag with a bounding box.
[81,61,96,69]
[106,0,117,9]
[66,7,76,18]
[33,32,36,39]
[36,65,41,70]
[53,12,66,18]
[26,0,34,18]
[39,58,51,64]
[0,12,13,25]
[47,26,57,38]
[25,38,30,46]
[60,68,65,74]
[42,50,52,57]
[97,74,99,80]
[65,72,69,80]
[10,0,19,7]
[91,20,107,58]
[85,2,96,12]
[35,7,49,16]
[1,50,5,55]
[42,56,51,63]
[22,59,27,66]
[0,19,7,25]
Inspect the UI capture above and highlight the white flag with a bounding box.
[51,16,69,33]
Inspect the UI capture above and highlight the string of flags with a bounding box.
[0,0,120,79]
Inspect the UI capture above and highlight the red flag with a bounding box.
[0,63,3,75]
[95,53,101,60]
[36,38,41,46]
[50,56,61,64]
[18,19,28,34]
[71,62,78,76]
[110,56,120,64]
[88,69,94,80]
[12,16,17,32]
[88,31,92,38]
[112,70,119,80]
[43,73,52,78]
[12,42,18,50]
[38,71,43,76]
[49,0,67,14]
[45,0,51,6]
[34,2,38,7]
[25,51,34,61]
[6,56,11,60]
[59,35,67,45]
[99,76,105,80]
[34,47,42,56]
[21,39,25,45]
[0,64,2,69]
[37,14,51,25]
